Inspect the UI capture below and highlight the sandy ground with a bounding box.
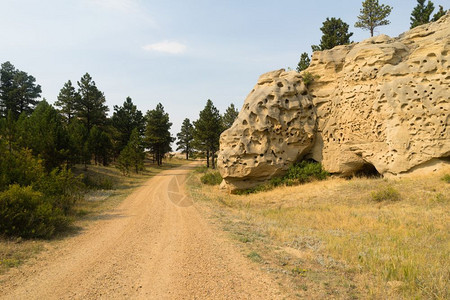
[0,163,283,299]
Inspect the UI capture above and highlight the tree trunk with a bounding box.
[211,150,215,169]
[206,150,210,168]
[370,27,374,37]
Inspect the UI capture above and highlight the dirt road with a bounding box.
[0,163,283,299]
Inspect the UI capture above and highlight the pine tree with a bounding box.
[111,97,144,155]
[66,118,88,166]
[0,62,15,117]
[76,73,108,132]
[144,103,174,166]
[410,0,435,28]
[222,103,239,129]
[55,80,79,122]
[355,0,393,37]
[0,110,18,152]
[116,146,132,176]
[296,53,311,72]
[176,118,194,160]
[193,99,223,169]
[311,18,353,51]
[87,126,112,166]
[128,128,145,173]
[17,100,69,171]
[116,128,145,175]
[432,5,447,21]
[0,61,42,118]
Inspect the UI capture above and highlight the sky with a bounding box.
[1,0,448,138]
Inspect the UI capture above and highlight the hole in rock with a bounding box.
[354,162,382,178]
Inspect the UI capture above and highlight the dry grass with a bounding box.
[0,239,45,275]
[188,168,450,299]
[0,157,188,275]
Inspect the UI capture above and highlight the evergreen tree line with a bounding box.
[176,101,239,169]
[296,0,448,72]
[0,60,239,237]
[0,61,175,237]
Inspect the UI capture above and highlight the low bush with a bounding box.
[82,174,114,190]
[200,171,222,185]
[282,160,329,185]
[0,185,70,238]
[237,161,329,194]
[371,186,401,202]
[441,174,450,183]
[0,148,45,191]
[35,168,84,214]
[301,72,319,87]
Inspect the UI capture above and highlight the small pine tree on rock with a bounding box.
[410,0,435,29]
[432,5,447,21]
[355,0,393,37]
[296,52,311,72]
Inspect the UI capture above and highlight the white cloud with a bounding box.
[142,41,187,54]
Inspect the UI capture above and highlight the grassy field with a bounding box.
[188,168,450,299]
[0,157,187,275]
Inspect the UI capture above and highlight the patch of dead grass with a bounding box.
[189,168,450,299]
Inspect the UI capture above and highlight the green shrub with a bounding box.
[371,186,401,202]
[247,251,263,263]
[301,72,319,87]
[283,161,329,184]
[200,171,222,185]
[0,148,45,192]
[82,174,113,190]
[0,185,70,238]
[35,168,84,214]
[236,161,329,194]
[441,174,450,183]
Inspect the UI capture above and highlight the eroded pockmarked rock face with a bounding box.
[219,13,450,191]
[308,14,450,176]
[218,70,316,190]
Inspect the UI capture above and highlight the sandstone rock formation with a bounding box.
[218,13,450,192]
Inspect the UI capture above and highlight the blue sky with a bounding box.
[1,0,448,136]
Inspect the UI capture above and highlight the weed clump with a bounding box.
[200,171,222,185]
[301,72,319,87]
[291,266,308,277]
[247,251,263,263]
[371,186,401,202]
[82,174,114,190]
[441,174,450,183]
